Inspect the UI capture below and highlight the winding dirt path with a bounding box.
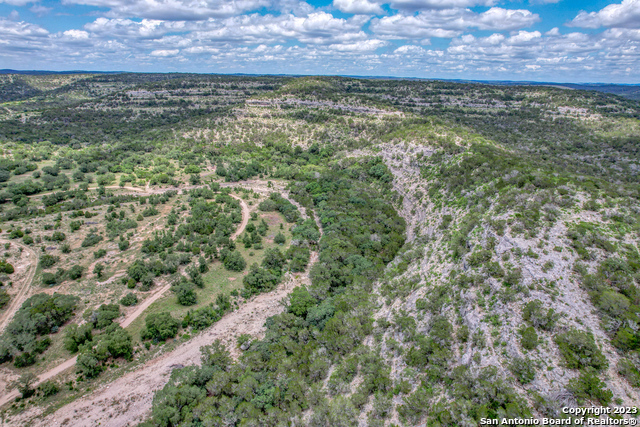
[0,240,37,334]
[0,193,251,409]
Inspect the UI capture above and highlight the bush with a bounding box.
[118,239,130,251]
[223,250,246,272]
[555,329,608,370]
[520,326,538,350]
[567,368,613,405]
[0,289,9,309]
[120,293,138,306]
[63,323,93,353]
[81,233,103,247]
[0,261,14,274]
[141,312,179,342]
[617,358,640,387]
[288,286,316,318]
[42,272,57,286]
[76,352,102,378]
[172,281,197,306]
[89,304,121,329]
[39,254,59,269]
[509,357,535,384]
[274,232,286,245]
[243,263,279,295]
[50,231,66,242]
[522,299,558,331]
[38,380,59,398]
[14,352,36,368]
[94,248,107,259]
[68,265,84,280]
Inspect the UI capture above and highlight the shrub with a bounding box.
[39,254,59,269]
[38,380,59,398]
[68,265,84,280]
[14,352,36,368]
[93,248,107,259]
[617,358,640,387]
[509,357,535,384]
[555,329,608,370]
[0,289,9,309]
[50,231,66,242]
[63,323,93,353]
[522,299,558,331]
[0,261,14,274]
[520,326,538,350]
[141,312,179,342]
[288,286,316,318]
[172,281,197,306]
[567,368,613,405]
[243,263,279,295]
[42,272,57,286]
[76,352,102,378]
[120,293,138,307]
[81,233,103,247]
[222,250,246,272]
[274,232,286,245]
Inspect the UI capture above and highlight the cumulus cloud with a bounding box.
[370,7,539,39]
[385,0,496,10]
[62,0,272,20]
[150,48,180,56]
[569,0,640,29]
[333,0,384,14]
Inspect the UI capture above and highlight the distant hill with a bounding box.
[1,69,639,100]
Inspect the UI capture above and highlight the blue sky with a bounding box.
[0,0,639,83]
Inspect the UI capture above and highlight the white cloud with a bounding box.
[0,17,48,37]
[0,0,35,6]
[61,0,272,20]
[333,0,383,14]
[63,29,90,39]
[475,8,539,31]
[386,0,496,10]
[569,0,640,29]
[394,44,426,54]
[370,7,538,39]
[328,39,387,51]
[150,48,179,56]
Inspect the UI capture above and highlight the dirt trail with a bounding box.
[0,194,251,409]
[229,194,249,240]
[0,240,37,334]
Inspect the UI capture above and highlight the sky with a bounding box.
[0,0,639,83]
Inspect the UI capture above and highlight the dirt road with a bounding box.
[0,240,37,334]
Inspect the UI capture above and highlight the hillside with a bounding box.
[0,73,638,426]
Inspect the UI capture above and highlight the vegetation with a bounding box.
[0,73,638,424]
